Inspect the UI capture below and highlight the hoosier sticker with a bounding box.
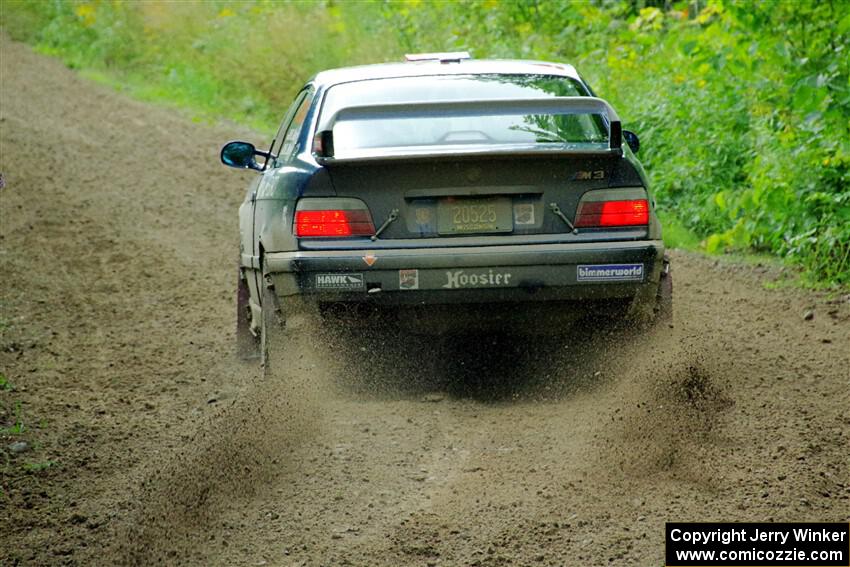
[443,269,513,289]
[577,264,644,282]
[315,273,365,291]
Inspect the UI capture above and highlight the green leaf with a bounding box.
[705,233,723,254]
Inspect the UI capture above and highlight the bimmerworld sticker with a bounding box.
[577,264,644,282]
[315,273,365,291]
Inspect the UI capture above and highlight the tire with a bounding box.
[236,268,260,361]
[260,282,286,379]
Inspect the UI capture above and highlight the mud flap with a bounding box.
[626,255,671,326]
[260,280,286,378]
[655,257,673,325]
[261,278,324,378]
[236,267,260,360]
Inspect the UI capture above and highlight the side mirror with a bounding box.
[623,130,640,154]
[221,141,265,171]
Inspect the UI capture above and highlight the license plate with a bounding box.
[437,197,513,234]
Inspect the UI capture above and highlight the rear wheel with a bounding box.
[261,283,286,378]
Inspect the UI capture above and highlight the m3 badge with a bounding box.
[573,170,606,180]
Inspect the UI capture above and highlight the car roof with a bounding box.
[310,59,582,88]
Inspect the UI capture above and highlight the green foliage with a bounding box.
[657,211,701,251]
[1,0,847,285]
[22,460,58,472]
[1,401,25,435]
[0,373,13,392]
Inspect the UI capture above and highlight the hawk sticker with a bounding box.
[315,273,366,291]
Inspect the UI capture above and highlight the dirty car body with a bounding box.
[222,55,670,361]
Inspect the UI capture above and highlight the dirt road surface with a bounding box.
[1,35,848,566]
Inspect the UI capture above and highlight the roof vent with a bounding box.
[404,51,471,63]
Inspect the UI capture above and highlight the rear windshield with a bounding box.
[320,75,608,155]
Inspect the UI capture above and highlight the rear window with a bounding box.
[320,75,608,155]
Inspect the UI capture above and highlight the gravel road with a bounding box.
[1,34,848,566]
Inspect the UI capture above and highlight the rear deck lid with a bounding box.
[304,74,642,242]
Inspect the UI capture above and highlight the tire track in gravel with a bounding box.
[2,33,848,567]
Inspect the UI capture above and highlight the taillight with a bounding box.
[294,198,376,238]
[575,199,649,228]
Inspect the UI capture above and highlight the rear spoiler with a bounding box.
[313,97,623,163]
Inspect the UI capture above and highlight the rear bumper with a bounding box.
[264,240,664,306]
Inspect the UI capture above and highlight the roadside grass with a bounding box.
[0,0,392,135]
[0,396,55,476]
[656,211,837,291]
[1,400,25,435]
[0,316,9,333]
[22,460,58,472]
[658,210,701,251]
[76,67,275,136]
[0,372,14,392]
